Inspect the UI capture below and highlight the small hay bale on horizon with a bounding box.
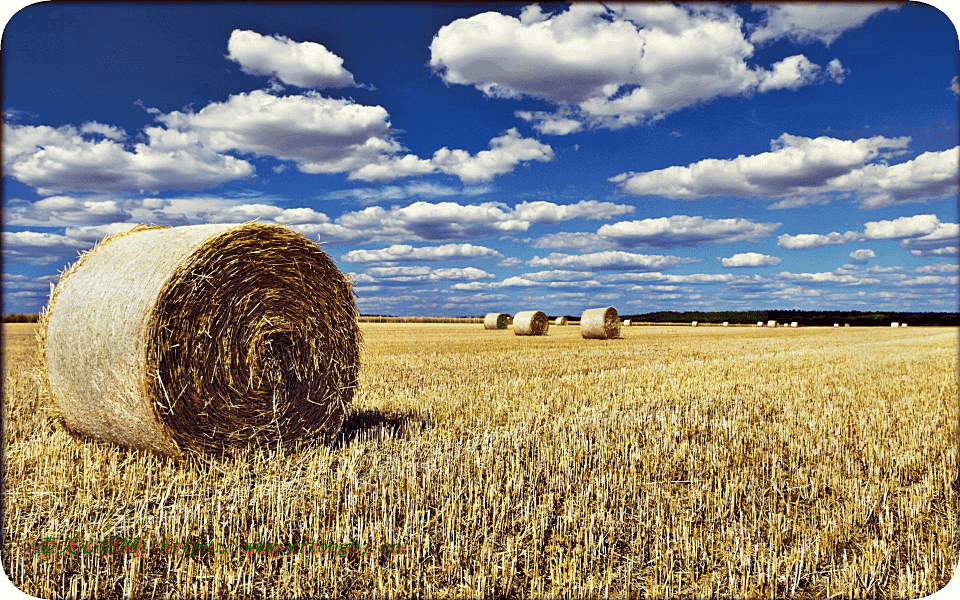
[891,322,900,327]
[484,312,509,330]
[722,321,729,327]
[901,323,908,327]
[513,310,549,336]
[555,316,568,326]
[38,222,360,457]
[581,307,620,339]
[757,321,764,327]
[767,320,777,328]
[790,322,798,328]
[691,321,698,327]
[834,323,840,327]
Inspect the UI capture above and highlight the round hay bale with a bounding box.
[484,312,509,330]
[691,321,698,327]
[757,321,764,327]
[513,310,549,336]
[722,322,729,327]
[580,307,620,339]
[555,316,568,326]
[38,222,361,457]
[767,320,777,328]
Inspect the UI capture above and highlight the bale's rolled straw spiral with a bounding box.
[580,307,620,339]
[37,222,361,457]
[513,311,549,336]
[484,313,509,330]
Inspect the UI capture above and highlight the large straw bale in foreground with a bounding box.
[483,313,509,330]
[513,311,549,336]
[581,307,620,339]
[38,223,361,457]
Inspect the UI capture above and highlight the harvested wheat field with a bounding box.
[2,322,958,599]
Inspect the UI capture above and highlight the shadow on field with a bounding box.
[333,409,423,448]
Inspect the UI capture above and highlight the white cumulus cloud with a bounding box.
[848,248,876,263]
[720,252,782,267]
[750,4,897,46]
[430,4,843,133]
[226,29,357,89]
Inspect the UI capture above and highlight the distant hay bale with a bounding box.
[844,324,850,327]
[513,311,549,336]
[37,223,361,457]
[757,321,764,327]
[555,316,568,326]
[834,323,840,328]
[722,322,729,327]
[891,322,900,328]
[691,321,698,327]
[581,307,620,339]
[767,320,777,328]
[623,319,632,326]
[901,323,908,327]
[790,322,798,328]
[484,313,509,330]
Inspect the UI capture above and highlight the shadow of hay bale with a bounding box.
[332,409,424,448]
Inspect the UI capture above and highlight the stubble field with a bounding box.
[2,322,957,599]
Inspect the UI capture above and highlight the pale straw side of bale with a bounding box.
[484,312,509,330]
[834,323,840,327]
[38,222,361,457]
[901,323,908,327]
[513,310,549,336]
[767,320,777,328]
[790,322,798,328]
[624,319,632,327]
[580,307,620,339]
[555,316,568,326]
[691,321,698,327]
[722,322,729,327]
[757,321,764,327]
[891,322,900,327]
[845,323,850,327]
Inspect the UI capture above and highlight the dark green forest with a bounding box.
[615,310,960,327]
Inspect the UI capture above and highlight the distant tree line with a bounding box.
[2,314,39,323]
[619,310,960,327]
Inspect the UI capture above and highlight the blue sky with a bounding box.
[2,2,958,317]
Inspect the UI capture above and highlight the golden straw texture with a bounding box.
[483,313,509,330]
[580,307,620,339]
[38,222,360,456]
[513,311,549,336]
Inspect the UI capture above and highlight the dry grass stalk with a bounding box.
[37,222,361,456]
[483,313,509,330]
[580,306,620,339]
[513,311,549,336]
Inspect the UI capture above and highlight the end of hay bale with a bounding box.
[580,307,620,339]
[555,316,568,326]
[513,310,549,336]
